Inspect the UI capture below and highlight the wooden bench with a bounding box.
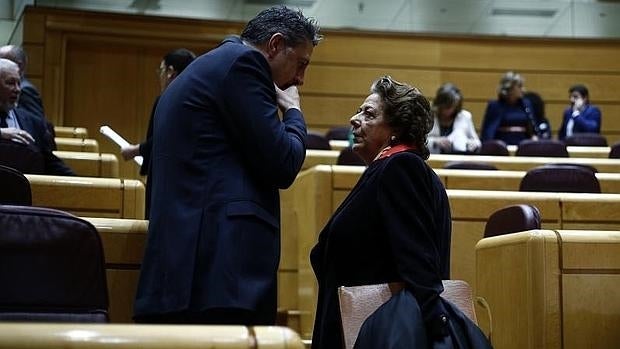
[0,323,304,348]
[27,174,145,219]
[427,153,620,172]
[54,126,88,138]
[54,150,119,177]
[55,137,99,152]
[302,150,620,172]
[477,229,620,349]
[436,168,620,193]
[85,217,148,323]
[328,140,612,159]
[282,165,620,339]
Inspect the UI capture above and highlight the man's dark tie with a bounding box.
[0,111,8,128]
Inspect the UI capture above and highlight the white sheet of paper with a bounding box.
[99,125,143,167]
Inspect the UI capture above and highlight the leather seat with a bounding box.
[516,139,568,157]
[610,142,620,159]
[444,161,497,170]
[519,164,601,193]
[305,131,331,150]
[478,140,509,156]
[0,140,45,174]
[0,165,32,205]
[0,205,109,322]
[484,204,541,238]
[564,132,607,146]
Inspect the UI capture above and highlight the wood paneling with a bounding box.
[22,6,620,179]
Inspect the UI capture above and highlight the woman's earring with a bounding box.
[390,135,397,144]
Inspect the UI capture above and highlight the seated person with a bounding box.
[0,58,74,176]
[480,71,543,145]
[523,91,552,139]
[0,45,57,150]
[428,83,480,153]
[558,84,601,140]
[310,76,490,348]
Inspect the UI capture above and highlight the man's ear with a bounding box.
[266,33,286,58]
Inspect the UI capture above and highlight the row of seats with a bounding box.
[0,141,119,177]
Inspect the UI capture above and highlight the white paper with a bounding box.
[99,125,143,166]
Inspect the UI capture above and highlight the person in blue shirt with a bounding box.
[480,71,544,145]
[558,84,602,140]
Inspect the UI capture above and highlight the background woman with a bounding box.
[310,76,490,348]
[480,71,541,145]
[428,83,481,153]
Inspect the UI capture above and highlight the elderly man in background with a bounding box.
[0,58,74,175]
[0,45,57,150]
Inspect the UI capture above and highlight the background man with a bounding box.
[0,58,74,175]
[0,45,57,150]
[121,48,197,218]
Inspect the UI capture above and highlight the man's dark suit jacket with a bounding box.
[134,36,307,324]
[14,108,74,176]
[19,78,57,150]
[558,104,602,140]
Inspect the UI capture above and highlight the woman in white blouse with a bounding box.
[428,83,481,154]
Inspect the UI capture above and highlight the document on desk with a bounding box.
[99,125,143,166]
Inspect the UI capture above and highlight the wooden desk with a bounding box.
[54,126,88,138]
[477,230,620,349]
[328,142,612,159]
[0,323,304,349]
[54,151,119,177]
[435,168,620,193]
[85,217,148,323]
[27,174,145,219]
[303,150,620,172]
[55,137,99,152]
[427,154,620,172]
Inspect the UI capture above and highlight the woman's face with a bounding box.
[505,83,523,104]
[350,93,394,164]
[437,105,457,123]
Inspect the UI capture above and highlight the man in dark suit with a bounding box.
[121,48,196,218]
[0,58,74,176]
[133,6,321,325]
[0,45,57,150]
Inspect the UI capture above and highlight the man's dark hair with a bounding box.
[240,6,322,47]
[569,84,589,100]
[163,48,196,73]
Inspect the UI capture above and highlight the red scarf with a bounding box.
[374,143,417,161]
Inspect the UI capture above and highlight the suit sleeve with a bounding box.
[377,154,445,306]
[218,50,307,189]
[480,101,502,142]
[575,105,602,133]
[19,85,45,118]
[138,97,158,176]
